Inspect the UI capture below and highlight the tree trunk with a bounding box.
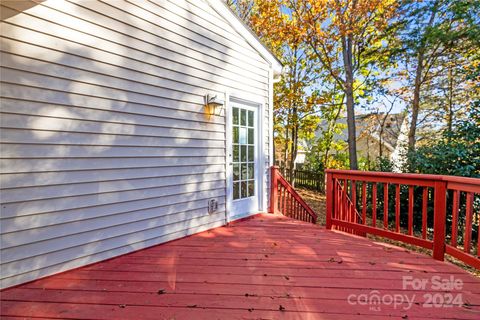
[407,2,438,150]
[446,59,454,136]
[288,110,299,186]
[379,127,384,158]
[342,35,358,170]
[408,51,424,150]
[283,118,289,171]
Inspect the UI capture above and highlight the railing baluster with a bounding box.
[352,180,357,223]
[451,190,459,246]
[433,180,447,261]
[422,187,428,240]
[326,173,333,230]
[288,192,292,218]
[372,183,377,227]
[464,192,473,253]
[362,182,367,225]
[343,179,347,224]
[384,183,389,229]
[339,181,343,223]
[408,185,414,236]
[395,184,400,233]
[295,200,299,220]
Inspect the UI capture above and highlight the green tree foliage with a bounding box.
[404,103,480,178]
[229,0,323,178]
[228,0,479,179]
[387,0,480,149]
[289,0,398,169]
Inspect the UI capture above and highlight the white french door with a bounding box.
[227,100,260,219]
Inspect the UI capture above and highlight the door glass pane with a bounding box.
[248,128,254,144]
[240,109,246,126]
[233,164,240,180]
[233,144,239,162]
[233,107,239,125]
[240,145,247,162]
[248,111,254,127]
[239,127,247,144]
[248,163,254,179]
[241,163,247,180]
[248,181,255,197]
[231,105,255,200]
[241,181,248,198]
[233,182,240,200]
[248,146,254,162]
[233,126,239,143]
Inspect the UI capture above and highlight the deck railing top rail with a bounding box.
[326,169,480,186]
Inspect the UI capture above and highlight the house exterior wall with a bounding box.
[0,0,272,289]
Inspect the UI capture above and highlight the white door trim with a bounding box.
[225,94,265,222]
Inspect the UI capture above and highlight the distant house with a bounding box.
[351,113,408,163]
[0,0,282,288]
[295,113,408,168]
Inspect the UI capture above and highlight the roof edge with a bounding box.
[205,0,283,76]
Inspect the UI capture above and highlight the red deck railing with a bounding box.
[326,170,480,269]
[269,166,317,224]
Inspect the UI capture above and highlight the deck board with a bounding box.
[1,214,479,319]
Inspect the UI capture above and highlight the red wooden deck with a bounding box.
[1,213,479,319]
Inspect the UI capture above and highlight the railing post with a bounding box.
[326,171,334,230]
[433,180,447,261]
[269,166,279,214]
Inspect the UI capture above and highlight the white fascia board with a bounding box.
[206,0,283,76]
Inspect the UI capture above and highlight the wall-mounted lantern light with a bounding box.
[204,93,224,116]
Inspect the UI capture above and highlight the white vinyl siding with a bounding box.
[0,0,271,288]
